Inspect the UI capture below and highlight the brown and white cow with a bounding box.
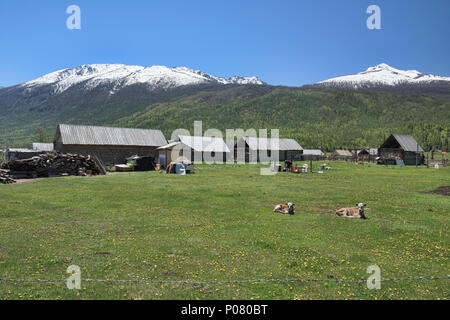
[335,203,367,219]
[273,202,295,215]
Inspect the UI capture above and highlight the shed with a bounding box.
[33,143,54,152]
[331,149,354,160]
[158,135,230,167]
[236,137,303,162]
[378,134,424,165]
[54,124,167,165]
[302,149,325,161]
[356,148,375,161]
[5,148,43,161]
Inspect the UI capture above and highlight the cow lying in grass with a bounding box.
[335,203,367,219]
[273,202,295,215]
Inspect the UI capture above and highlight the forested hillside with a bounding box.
[1,84,449,151]
[113,87,449,151]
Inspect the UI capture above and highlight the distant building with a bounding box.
[5,148,42,161]
[4,143,54,161]
[32,143,54,152]
[54,124,167,165]
[235,137,303,162]
[356,148,377,161]
[158,135,230,167]
[331,149,354,160]
[378,134,424,165]
[302,149,325,161]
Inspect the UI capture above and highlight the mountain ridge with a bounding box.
[0,63,449,151]
[16,64,264,95]
[308,63,450,97]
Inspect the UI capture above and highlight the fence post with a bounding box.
[416,143,418,167]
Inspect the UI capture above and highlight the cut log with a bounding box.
[0,152,107,180]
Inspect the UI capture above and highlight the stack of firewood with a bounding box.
[0,169,16,184]
[0,152,106,180]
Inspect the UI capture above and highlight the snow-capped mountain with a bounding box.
[19,64,264,94]
[312,64,450,93]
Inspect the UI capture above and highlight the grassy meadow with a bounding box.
[0,161,448,300]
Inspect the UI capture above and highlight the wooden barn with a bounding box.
[235,137,303,162]
[378,134,424,165]
[331,149,354,160]
[157,135,230,167]
[54,124,167,165]
[356,148,377,162]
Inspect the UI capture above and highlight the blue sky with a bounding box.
[0,0,449,87]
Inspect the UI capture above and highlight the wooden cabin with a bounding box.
[54,124,167,165]
[158,135,230,167]
[235,137,303,163]
[378,134,424,165]
[331,149,354,160]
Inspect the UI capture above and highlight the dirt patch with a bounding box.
[426,186,450,196]
[0,178,38,186]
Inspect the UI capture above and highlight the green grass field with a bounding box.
[0,162,448,300]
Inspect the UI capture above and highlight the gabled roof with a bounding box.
[333,150,354,157]
[380,134,424,152]
[393,134,424,152]
[303,149,324,156]
[178,135,230,152]
[33,143,54,151]
[56,124,167,147]
[157,141,180,150]
[240,137,303,151]
[357,148,378,155]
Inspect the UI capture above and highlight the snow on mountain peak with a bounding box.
[318,63,450,88]
[21,64,264,93]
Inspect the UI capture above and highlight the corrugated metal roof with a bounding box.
[392,134,424,152]
[157,141,181,150]
[7,148,35,152]
[303,149,324,156]
[58,124,167,147]
[32,143,54,151]
[241,137,303,151]
[178,135,230,152]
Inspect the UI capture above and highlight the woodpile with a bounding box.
[0,169,16,184]
[0,152,106,181]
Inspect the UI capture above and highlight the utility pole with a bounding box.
[416,142,418,167]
